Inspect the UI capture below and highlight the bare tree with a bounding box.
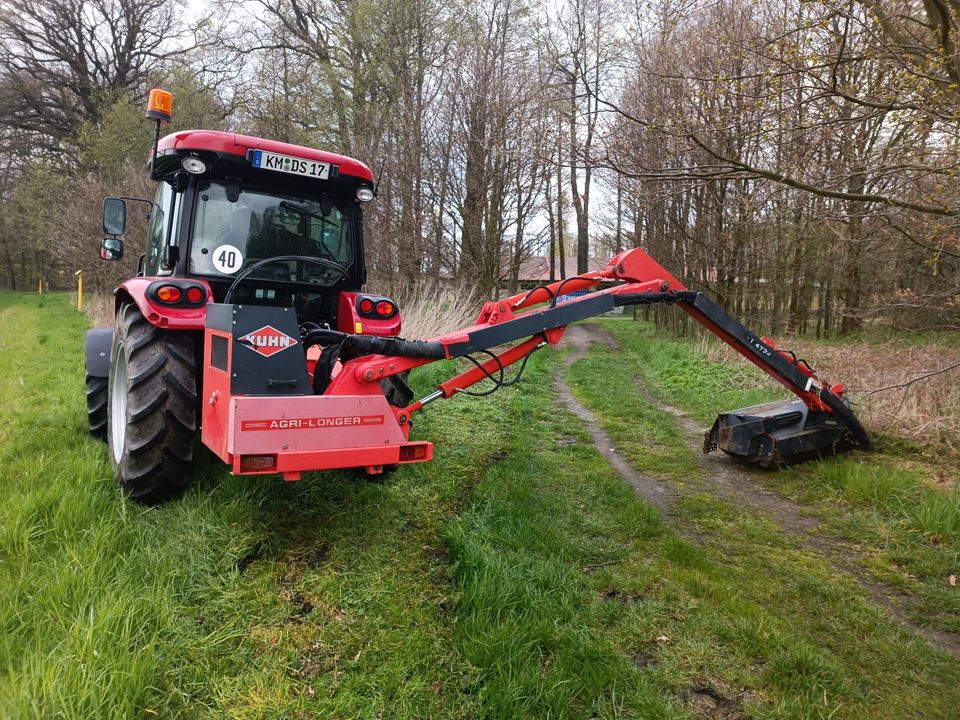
[602,0,960,333]
[551,0,617,274]
[0,0,196,155]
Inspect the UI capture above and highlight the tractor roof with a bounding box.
[155,130,375,183]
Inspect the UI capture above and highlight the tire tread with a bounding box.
[108,304,197,503]
[85,375,108,440]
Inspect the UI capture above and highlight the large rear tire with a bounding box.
[107,303,197,503]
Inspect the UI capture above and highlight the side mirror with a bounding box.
[103,197,127,236]
[100,237,124,261]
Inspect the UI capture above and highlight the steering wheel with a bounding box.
[223,255,350,304]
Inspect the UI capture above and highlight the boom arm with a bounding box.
[319,248,869,453]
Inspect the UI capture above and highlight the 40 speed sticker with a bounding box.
[212,244,243,274]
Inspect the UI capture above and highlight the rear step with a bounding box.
[705,398,856,467]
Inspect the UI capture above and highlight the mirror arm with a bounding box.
[159,186,183,271]
[149,119,162,180]
[113,195,161,220]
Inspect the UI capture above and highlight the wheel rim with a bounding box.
[110,344,128,464]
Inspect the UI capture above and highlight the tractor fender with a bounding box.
[115,277,212,330]
[84,328,114,378]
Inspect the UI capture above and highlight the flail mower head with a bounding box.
[705,398,859,467]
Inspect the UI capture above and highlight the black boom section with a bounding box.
[440,289,869,452]
[442,289,800,401]
[444,292,698,357]
[681,294,817,399]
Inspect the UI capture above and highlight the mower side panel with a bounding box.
[225,394,430,474]
[203,392,432,475]
[116,277,211,330]
[232,395,403,452]
[201,322,234,463]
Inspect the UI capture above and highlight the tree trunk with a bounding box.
[841,165,867,334]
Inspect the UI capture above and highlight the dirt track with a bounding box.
[556,323,960,656]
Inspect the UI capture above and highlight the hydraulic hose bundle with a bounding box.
[303,327,444,393]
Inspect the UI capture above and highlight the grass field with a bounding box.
[1,292,958,719]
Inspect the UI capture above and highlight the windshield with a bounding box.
[189,182,354,283]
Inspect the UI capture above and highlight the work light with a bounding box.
[181,157,207,174]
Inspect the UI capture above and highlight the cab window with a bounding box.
[145,182,174,276]
[188,183,353,285]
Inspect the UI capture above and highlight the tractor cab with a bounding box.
[102,125,382,329]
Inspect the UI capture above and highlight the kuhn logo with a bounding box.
[240,325,298,357]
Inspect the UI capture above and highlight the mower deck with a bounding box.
[706,398,854,467]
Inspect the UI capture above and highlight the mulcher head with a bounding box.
[705,398,858,467]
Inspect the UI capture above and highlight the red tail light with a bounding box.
[356,295,398,319]
[155,285,182,303]
[240,454,277,472]
[399,444,429,461]
[148,281,208,306]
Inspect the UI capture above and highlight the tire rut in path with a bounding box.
[557,323,960,656]
[555,326,674,518]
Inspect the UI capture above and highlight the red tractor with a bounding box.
[85,90,869,503]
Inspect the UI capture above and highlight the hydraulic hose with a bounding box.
[817,387,872,451]
[304,328,444,394]
[303,328,444,359]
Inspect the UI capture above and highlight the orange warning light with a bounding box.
[145,89,173,123]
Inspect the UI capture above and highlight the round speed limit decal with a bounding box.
[211,244,243,274]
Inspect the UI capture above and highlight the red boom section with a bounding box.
[324,248,840,418]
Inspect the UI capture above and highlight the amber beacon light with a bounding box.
[146,89,173,178]
[145,89,173,123]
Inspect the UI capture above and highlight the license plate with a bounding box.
[251,150,330,180]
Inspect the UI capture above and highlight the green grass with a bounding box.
[779,456,960,632]
[593,320,784,424]
[564,348,701,480]
[0,293,480,718]
[0,294,958,718]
